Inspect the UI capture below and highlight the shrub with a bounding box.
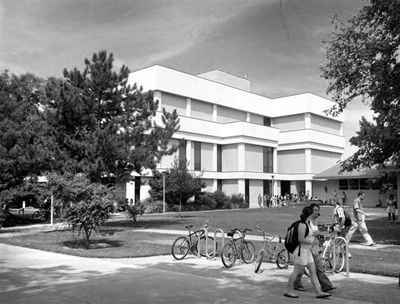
[197,192,218,210]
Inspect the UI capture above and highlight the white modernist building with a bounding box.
[124,65,345,208]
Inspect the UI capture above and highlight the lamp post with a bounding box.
[271,175,274,196]
[162,172,166,214]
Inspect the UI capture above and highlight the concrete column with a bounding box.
[246,112,250,122]
[186,98,191,117]
[213,179,218,192]
[213,104,217,122]
[154,91,162,109]
[305,113,311,129]
[238,179,245,195]
[305,180,312,199]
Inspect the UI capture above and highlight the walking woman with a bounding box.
[284,206,332,299]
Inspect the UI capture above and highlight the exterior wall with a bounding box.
[201,179,215,192]
[249,113,264,125]
[127,66,348,208]
[272,114,304,131]
[222,144,238,171]
[162,92,187,116]
[312,179,397,208]
[277,150,306,174]
[201,142,214,171]
[250,179,263,208]
[223,179,238,195]
[311,150,342,174]
[158,138,179,169]
[191,98,213,121]
[311,114,341,135]
[244,144,263,172]
[217,105,247,123]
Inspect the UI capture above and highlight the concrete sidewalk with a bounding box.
[1,243,398,304]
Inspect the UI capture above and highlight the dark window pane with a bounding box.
[339,179,348,190]
[194,141,201,171]
[217,144,222,172]
[349,179,359,190]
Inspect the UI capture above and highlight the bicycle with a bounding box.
[254,226,289,273]
[319,223,347,273]
[171,223,217,260]
[221,228,255,268]
[32,207,59,222]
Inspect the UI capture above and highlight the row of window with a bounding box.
[178,140,274,173]
[339,179,377,190]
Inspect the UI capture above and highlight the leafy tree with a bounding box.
[44,51,180,186]
[148,158,205,217]
[47,172,115,249]
[0,71,58,203]
[322,0,400,171]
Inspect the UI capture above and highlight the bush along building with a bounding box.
[120,65,345,208]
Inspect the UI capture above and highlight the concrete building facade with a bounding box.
[124,65,345,208]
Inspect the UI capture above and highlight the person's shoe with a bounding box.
[368,242,376,246]
[294,287,307,292]
[322,286,337,292]
[284,293,299,298]
[347,252,352,258]
[316,293,332,299]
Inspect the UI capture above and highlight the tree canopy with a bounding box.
[0,72,57,202]
[44,51,180,183]
[149,158,205,216]
[0,51,180,204]
[322,0,400,171]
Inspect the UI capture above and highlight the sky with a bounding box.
[0,0,374,157]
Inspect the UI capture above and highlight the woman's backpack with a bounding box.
[284,220,309,256]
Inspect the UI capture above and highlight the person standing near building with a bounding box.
[386,194,396,224]
[346,191,376,246]
[258,194,262,208]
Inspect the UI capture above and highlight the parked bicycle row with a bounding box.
[170,221,349,275]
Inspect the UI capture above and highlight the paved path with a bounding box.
[1,242,399,304]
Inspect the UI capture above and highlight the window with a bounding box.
[245,179,249,203]
[217,179,222,191]
[263,117,271,127]
[194,141,201,171]
[339,179,348,190]
[217,144,222,172]
[349,179,359,190]
[263,180,270,195]
[179,139,186,165]
[263,147,273,173]
[359,178,369,190]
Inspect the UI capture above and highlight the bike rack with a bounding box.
[207,229,225,259]
[197,227,208,258]
[333,236,350,277]
[195,227,225,259]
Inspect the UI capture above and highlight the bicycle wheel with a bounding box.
[321,242,335,273]
[241,240,256,264]
[171,237,190,260]
[276,248,290,269]
[334,242,346,273]
[32,211,40,221]
[221,243,236,268]
[254,249,265,273]
[199,236,216,257]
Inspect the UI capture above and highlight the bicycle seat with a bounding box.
[185,225,193,230]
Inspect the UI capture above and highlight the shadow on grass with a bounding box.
[61,238,123,250]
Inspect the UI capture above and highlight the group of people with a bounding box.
[257,193,302,208]
[284,190,379,299]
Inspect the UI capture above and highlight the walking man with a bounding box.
[346,191,376,246]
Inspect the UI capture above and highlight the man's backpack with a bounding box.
[284,220,309,256]
[344,209,352,227]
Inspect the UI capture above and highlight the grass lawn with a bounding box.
[1,205,399,277]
